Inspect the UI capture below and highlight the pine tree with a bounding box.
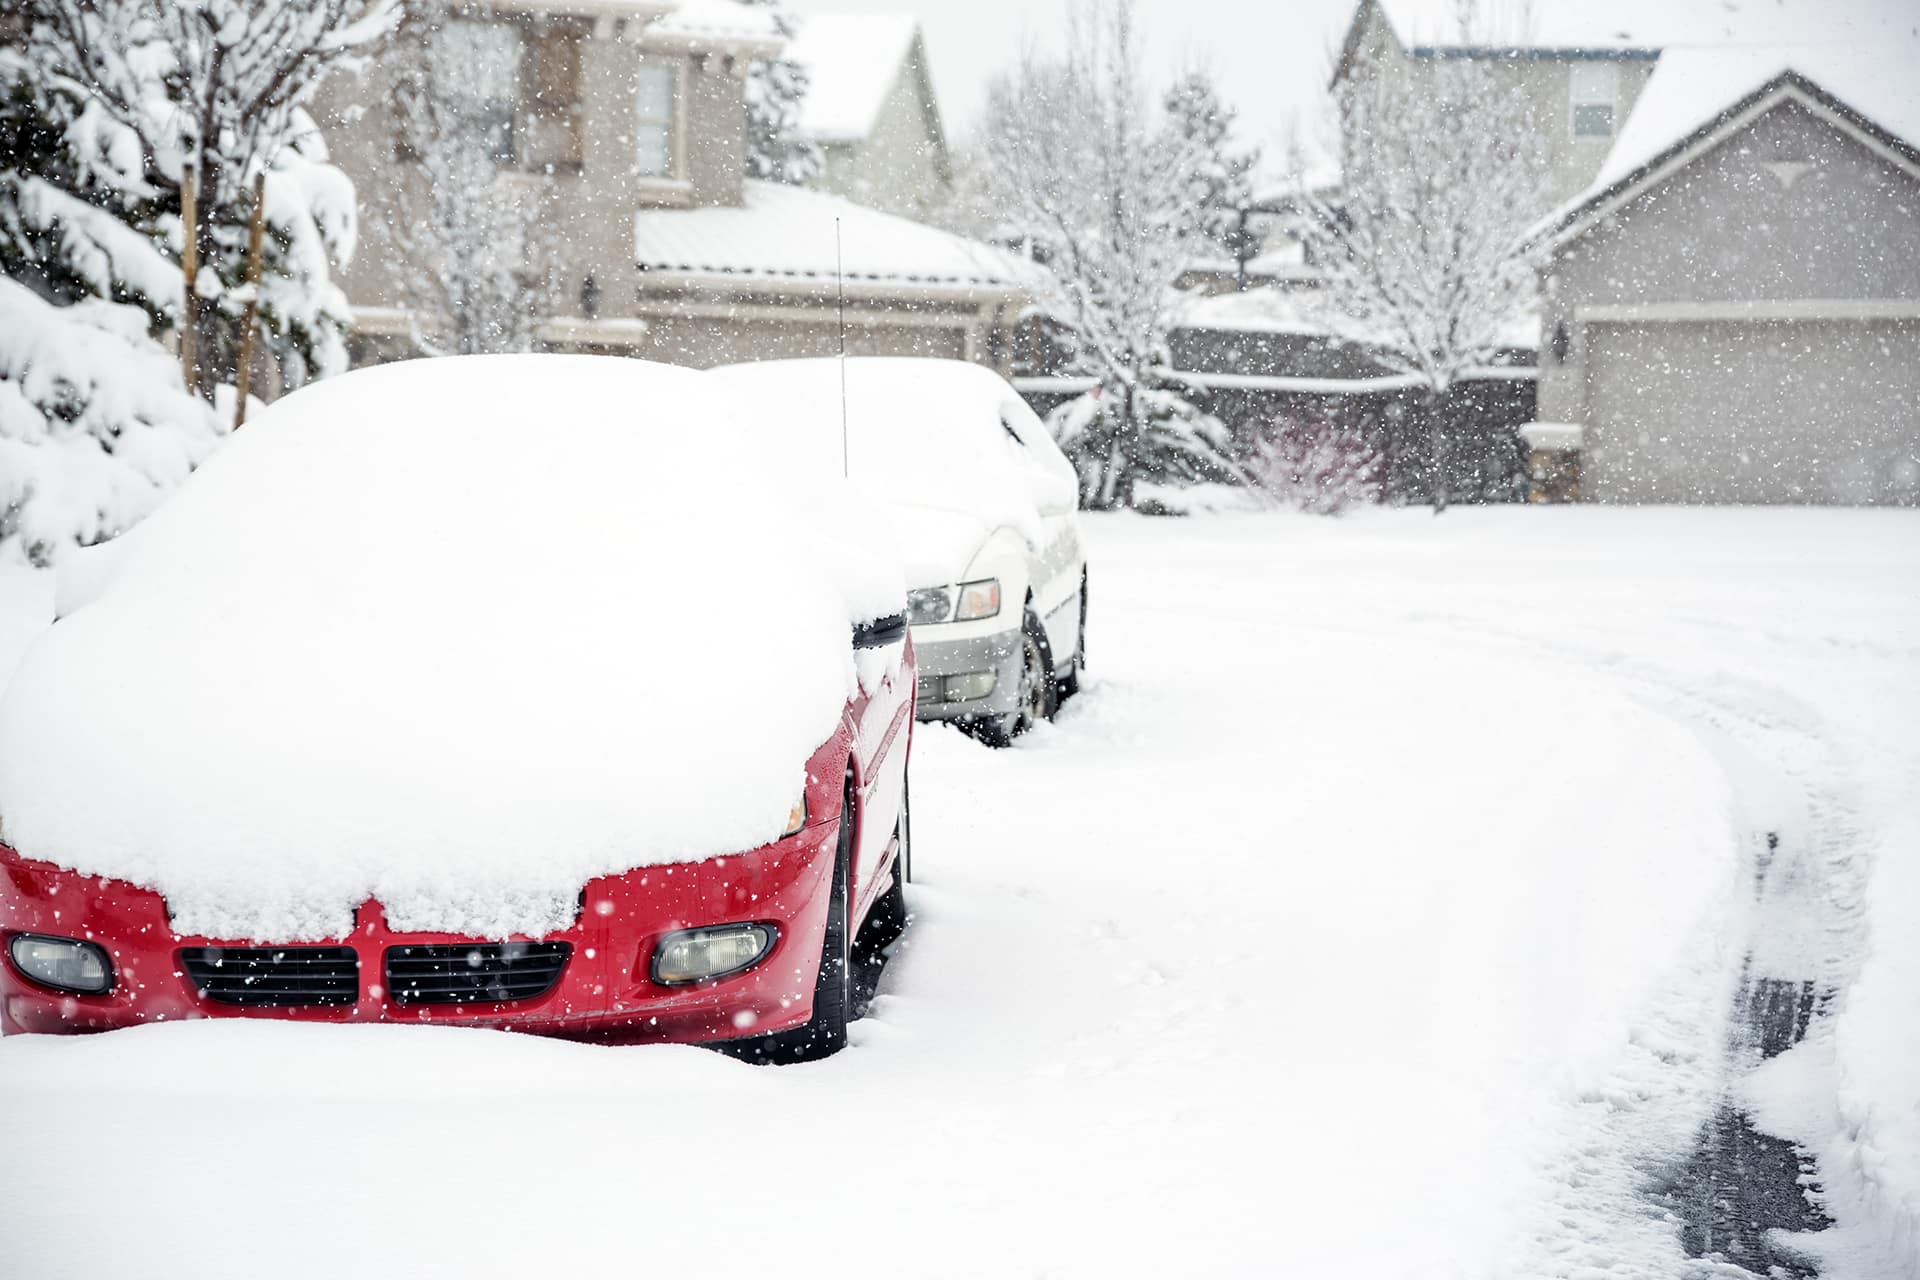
[26,0,397,399]
[736,0,823,185]
[1163,71,1261,278]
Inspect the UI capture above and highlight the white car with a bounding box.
[714,357,1087,744]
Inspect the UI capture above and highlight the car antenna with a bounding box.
[836,217,849,480]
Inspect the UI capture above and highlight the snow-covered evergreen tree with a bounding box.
[0,1,382,563]
[370,2,553,356]
[977,0,1240,510]
[26,0,395,400]
[1164,72,1261,277]
[736,0,822,185]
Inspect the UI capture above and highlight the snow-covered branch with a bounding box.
[975,0,1237,510]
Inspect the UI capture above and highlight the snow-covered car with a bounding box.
[713,357,1086,745]
[0,356,914,1063]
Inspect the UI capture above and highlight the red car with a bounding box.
[0,356,914,1063]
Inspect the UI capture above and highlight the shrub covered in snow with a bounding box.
[0,280,224,566]
[1247,417,1383,515]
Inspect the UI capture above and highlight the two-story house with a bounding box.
[318,0,1025,372]
[1310,0,1918,506]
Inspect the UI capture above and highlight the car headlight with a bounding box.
[907,586,953,625]
[652,924,778,985]
[954,579,1002,621]
[782,795,808,839]
[8,933,114,995]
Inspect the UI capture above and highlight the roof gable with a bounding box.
[1536,50,1920,249]
[786,13,922,144]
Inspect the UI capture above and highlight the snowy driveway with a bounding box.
[1,509,1915,1279]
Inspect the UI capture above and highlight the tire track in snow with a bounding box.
[1366,611,1876,1278]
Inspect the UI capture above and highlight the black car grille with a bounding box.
[179,946,360,1007]
[384,942,571,1006]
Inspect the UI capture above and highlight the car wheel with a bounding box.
[1056,575,1087,702]
[723,785,853,1065]
[973,611,1053,748]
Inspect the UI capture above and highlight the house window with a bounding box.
[635,62,677,178]
[523,25,584,172]
[436,20,524,164]
[1570,62,1618,139]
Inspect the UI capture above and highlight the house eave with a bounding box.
[634,268,1028,307]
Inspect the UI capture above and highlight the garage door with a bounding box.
[1585,318,1920,504]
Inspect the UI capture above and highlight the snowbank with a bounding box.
[712,357,1079,570]
[0,355,904,942]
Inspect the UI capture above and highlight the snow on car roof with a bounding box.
[711,358,1078,563]
[784,14,923,144]
[0,355,903,942]
[633,181,1028,293]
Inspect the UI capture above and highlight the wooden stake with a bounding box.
[233,172,268,430]
[179,163,198,391]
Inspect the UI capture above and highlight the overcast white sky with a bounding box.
[784,0,1361,175]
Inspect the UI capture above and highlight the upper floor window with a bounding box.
[635,62,678,179]
[523,24,584,172]
[1570,62,1618,139]
[436,20,523,164]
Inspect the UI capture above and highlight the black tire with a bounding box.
[973,610,1054,748]
[1056,574,1087,701]
[722,787,853,1065]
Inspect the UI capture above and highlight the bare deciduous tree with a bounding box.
[976,0,1238,511]
[373,2,554,357]
[29,0,396,399]
[1289,1,1550,511]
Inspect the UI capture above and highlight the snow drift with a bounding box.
[0,355,904,942]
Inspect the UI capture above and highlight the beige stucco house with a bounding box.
[315,0,1023,371]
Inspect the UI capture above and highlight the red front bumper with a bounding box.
[0,824,837,1043]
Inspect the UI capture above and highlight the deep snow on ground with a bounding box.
[0,507,1915,1279]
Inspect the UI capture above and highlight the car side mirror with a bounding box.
[852,613,908,649]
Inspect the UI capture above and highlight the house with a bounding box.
[316,0,1023,372]
[782,13,951,219]
[1531,47,1920,505]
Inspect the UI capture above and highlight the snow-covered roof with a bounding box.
[1371,0,1913,54]
[634,181,1028,295]
[641,0,784,53]
[1592,44,1920,195]
[785,13,922,144]
[1175,288,1327,337]
[1538,39,1920,242]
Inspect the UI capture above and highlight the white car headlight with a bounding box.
[907,586,953,625]
[953,579,1002,621]
[652,924,778,985]
[8,933,114,994]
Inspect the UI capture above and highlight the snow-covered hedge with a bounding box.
[0,280,224,567]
